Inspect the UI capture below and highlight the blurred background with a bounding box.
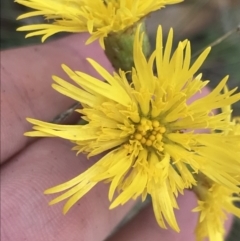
[1,0,240,240]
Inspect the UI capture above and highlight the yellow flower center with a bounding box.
[126,118,166,152]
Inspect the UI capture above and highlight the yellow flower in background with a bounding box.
[193,182,240,241]
[15,0,182,48]
[193,107,240,241]
[25,26,240,232]
[194,184,240,241]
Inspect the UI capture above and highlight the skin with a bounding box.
[1,33,233,241]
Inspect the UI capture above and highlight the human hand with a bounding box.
[1,34,233,241]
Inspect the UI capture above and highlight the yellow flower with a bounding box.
[193,112,240,241]
[25,26,240,232]
[193,180,240,241]
[15,0,182,47]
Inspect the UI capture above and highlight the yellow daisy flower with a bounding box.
[25,26,240,232]
[193,176,240,241]
[15,0,182,47]
[193,110,240,241]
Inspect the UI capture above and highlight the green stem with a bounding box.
[104,20,151,74]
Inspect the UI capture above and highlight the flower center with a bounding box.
[131,118,166,151]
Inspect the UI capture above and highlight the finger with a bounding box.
[107,191,199,241]
[1,138,135,241]
[1,34,113,163]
